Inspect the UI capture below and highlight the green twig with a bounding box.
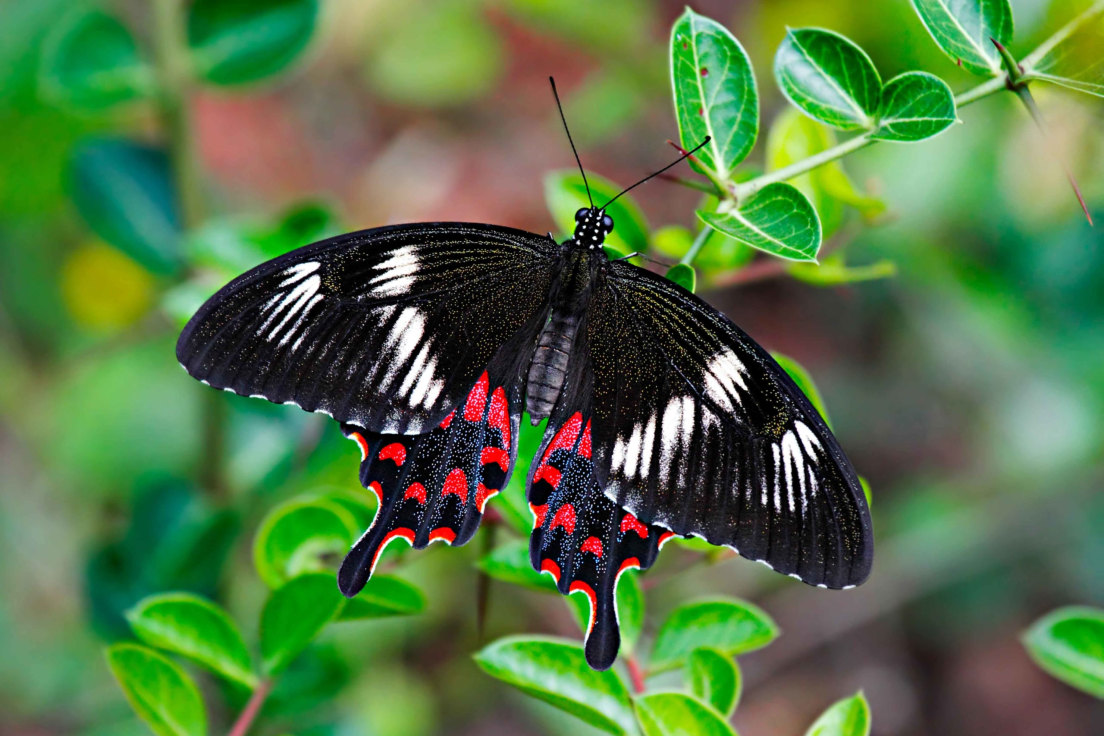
[678,226,711,266]
[227,679,272,736]
[1021,0,1104,70]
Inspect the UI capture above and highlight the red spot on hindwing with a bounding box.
[439,410,455,429]
[378,442,406,465]
[533,465,562,488]
[366,481,382,503]
[429,527,456,543]
[350,432,370,461]
[618,557,641,575]
[658,531,676,548]
[480,446,509,471]
[530,503,548,528]
[581,536,603,557]
[578,420,592,459]
[568,580,598,633]
[620,513,648,538]
[403,483,427,503]
[475,483,497,512]
[542,413,582,463]
[541,559,561,581]
[488,387,511,448]
[441,468,468,500]
[463,372,489,422]
[550,504,576,534]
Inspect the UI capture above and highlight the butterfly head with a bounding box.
[573,207,614,251]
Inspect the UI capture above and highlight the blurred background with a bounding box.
[1,0,1103,734]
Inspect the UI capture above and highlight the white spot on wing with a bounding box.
[368,246,419,297]
[703,349,748,412]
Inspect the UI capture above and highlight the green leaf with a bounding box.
[872,72,957,142]
[478,538,558,592]
[787,253,897,287]
[686,648,741,717]
[649,598,778,674]
[187,0,318,85]
[909,0,1014,76]
[126,593,256,688]
[544,170,649,254]
[68,139,181,275]
[805,692,871,736]
[1025,9,1104,98]
[474,636,637,735]
[39,8,154,110]
[1022,606,1104,698]
[338,575,426,620]
[698,183,821,262]
[670,8,758,181]
[634,692,735,736]
[665,263,696,292]
[566,569,646,656]
[859,476,873,507]
[260,573,345,676]
[105,643,207,736]
[774,28,881,131]
[253,496,361,588]
[771,352,832,429]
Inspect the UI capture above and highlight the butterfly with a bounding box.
[176,79,873,671]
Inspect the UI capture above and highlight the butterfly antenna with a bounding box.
[602,137,711,209]
[549,76,593,208]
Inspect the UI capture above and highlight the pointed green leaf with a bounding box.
[338,575,426,620]
[665,263,696,292]
[105,643,207,736]
[127,593,256,688]
[474,636,637,735]
[686,648,741,717]
[478,538,558,592]
[634,692,735,736]
[1022,606,1104,698]
[544,170,649,254]
[771,352,832,429]
[670,8,758,181]
[649,598,778,674]
[187,0,319,85]
[253,496,361,588]
[260,573,344,676]
[774,28,881,131]
[68,139,182,275]
[872,72,957,142]
[39,8,155,110]
[1025,8,1104,98]
[698,183,821,262]
[909,0,1014,76]
[805,692,871,736]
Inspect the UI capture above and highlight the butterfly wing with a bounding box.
[582,260,872,590]
[177,223,558,433]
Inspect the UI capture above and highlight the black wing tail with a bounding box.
[527,412,670,670]
[338,371,520,596]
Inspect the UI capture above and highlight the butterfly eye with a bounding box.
[575,207,589,222]
[601,214,614,231]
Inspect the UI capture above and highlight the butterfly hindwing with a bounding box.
[339,370,523,596]
[580,262,873,589]
[177,223,557,433]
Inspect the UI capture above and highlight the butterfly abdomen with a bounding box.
[525,312,578,423]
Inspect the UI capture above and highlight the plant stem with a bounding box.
[227,680,273,736]
[678,226,711,266]
[1021,0,1104,70]
[626,656,647,694]
[732,75,1010,201]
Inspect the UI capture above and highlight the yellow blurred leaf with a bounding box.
[61,241,154,331]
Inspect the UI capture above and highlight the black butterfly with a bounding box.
[177,81,872,671]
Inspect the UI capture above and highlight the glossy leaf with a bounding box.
[1025,10,1104,98]
[567,569,646,655]
[187,0,319,85]
[772,352,832,429]
[649,598,778,674]
[545,170,649,254]
[670,8,758,180]
[774,28,881,131]
[105,643,207,736]
[805,692,871,736]
[909,0,1014,76]
[686,648,741,716]
[1022,606,1104,698]
[260,573,345,676]
[478,538,557,592]
[126,593,256,688]
[39,9,154,110]
[68,139,181,275]
[873,72,957,142]
[787,253,897,287]
[474,636,637,735]
[665,263,697,292]
[698,183,821,262]
[338,575,426,620]
[634,692,735,736]
[253,496,361,588]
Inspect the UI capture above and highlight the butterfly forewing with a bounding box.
[176,223,558,433]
